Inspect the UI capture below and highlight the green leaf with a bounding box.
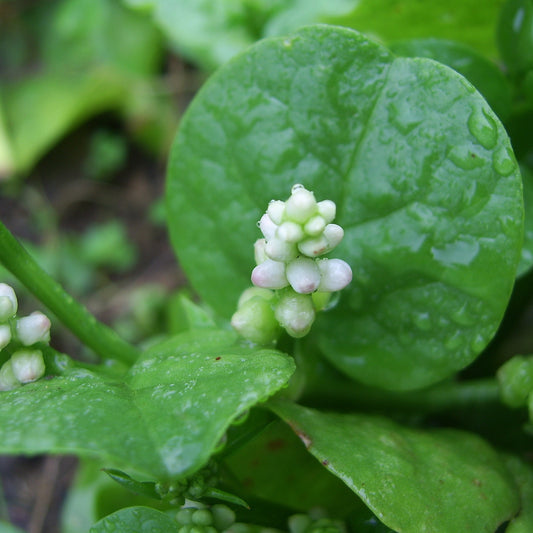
[102,469,160,500]
[389,38,512,120]
[518,165,533,276]
[88,506,179,533]
[271,402,520,533]
[0,523,24,533]
[0,330,294,479]
[223,419,364,517]
[497,0,533,75]
[166,25,523,390]
[504,455,533,532]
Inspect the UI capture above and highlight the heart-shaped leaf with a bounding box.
[166,25,523,390]
[271,402,520,533]
[0,330,294,479]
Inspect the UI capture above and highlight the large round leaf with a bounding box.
[166,25,523,390]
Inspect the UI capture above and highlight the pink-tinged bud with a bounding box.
[286,258,321,294]
[298,235,329,257]
[275,291,315,338]
[277,221,304,243]
[317,200,336,223]
[251,259,288,289]
[265,237,298,262]
[259,213,278,240]
[254,239,268,265]
[304,215,326,236]
[0,359,19,391]
[16,311,51,345]
[285,186,317,223]
[0,324,11,350]
[317,259,352,291]
[10,350,45,384]
[323,224,344,249]
[267,200,285,225]
[231,297,280,345]
[0,283,17,322]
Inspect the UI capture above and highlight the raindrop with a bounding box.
[451,304,474,327]
[448,145,484,170]
[467,107,498,149]
[412,312,431,331]
[470,333,486,354]
[291,183,305,193]
[492,145,516,176]
[445,333,463,351]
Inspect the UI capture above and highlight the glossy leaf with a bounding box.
[88,506,179,533]
[504,455,533,532]
[390,38,512,120]
[518,165,533,276]
[272,402,520,533]
[0,330,294,479]
[166,25,523,390]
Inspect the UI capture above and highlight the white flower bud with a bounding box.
[267,200,285,225]
[265,237,298,262]
[286,258,321,294]
[298,235,329,257]
[231,296,280,345]
[16,311,51,345]
[0,359,20,391]
[259,213,278,240]
[254,238,268,265]
[10,350,46,384]
[317,200,336,223]
[0,283,17,322]
[323,224,344,249]
[277,221,304,243]
[0,324,11,350]
[251,259,288,289]
[304,215,326,236]
[317,259,353,291]
[285,186,317,223]
[275,291,315,338]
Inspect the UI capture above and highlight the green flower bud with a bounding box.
[275,290,315,338]
[211,504,235,531]
[497,355,533,407]
[192,509,213,526]
[177,508,196,525]
[231,295,281,345]
[10,350,46,384]
[0,359,20,391]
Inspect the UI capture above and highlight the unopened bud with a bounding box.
[317,200,336,223]
[231,296,280,345]
[323,224,344,249]
[254,238,268,265]
[285,185,317,223]
[286,258,321,294]
[0,283,17,322]
[265,237,298,262]
[11,350,46,384]
[16,311,51,345]
[0,324,11,350]
[298,235,329,257]
[0,359,20,391]
[304,215,326,236]
[277,221,304,243]
[267,200,285,225]
[317,259,352,292]
[252,259,288,289]
[211,504,236,531]
[259,214,278,240]
[238,287,275,308]
[275,291,315,338]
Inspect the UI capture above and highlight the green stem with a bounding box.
[302,363,500,414]
[0,220,140,364]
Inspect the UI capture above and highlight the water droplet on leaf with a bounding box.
[492,145,516,176]
[467,107,498,149]
[448,145,484,170]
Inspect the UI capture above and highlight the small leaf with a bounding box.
[102,469,160,500]
[504,454,533,532]
[203,487,249,509]
[88,506,179,533]
[166,25,523,390]
[0,329,294,478]
[271,402,520,533]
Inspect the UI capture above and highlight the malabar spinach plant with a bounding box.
[1,14,533,533]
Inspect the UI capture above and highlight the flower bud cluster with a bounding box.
[175,504,235,533]
[232,185,352,343]
[0,283,50,391]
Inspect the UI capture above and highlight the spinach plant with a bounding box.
[1,13,533,533]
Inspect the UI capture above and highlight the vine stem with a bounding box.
[0,220,140,364]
